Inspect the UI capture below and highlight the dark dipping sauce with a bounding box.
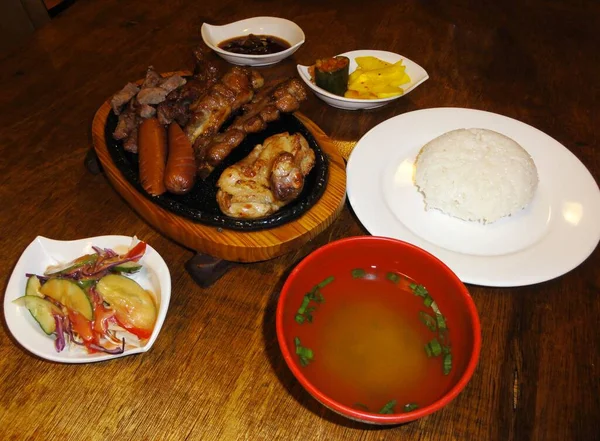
[218,34,291,55]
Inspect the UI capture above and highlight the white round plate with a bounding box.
[346,108,600,287]
[4,235,171,363]
[297,50,429,110]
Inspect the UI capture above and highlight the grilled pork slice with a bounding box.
[216,132,315,219]
[195,78,307,178]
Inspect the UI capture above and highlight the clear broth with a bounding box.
[293,270,453,414]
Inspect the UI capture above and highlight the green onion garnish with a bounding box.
[351,268,366,278]
[425,338,442,357]
[436,313,447,330]
[354,403,369,411]
[409,283,429,298]
[378,399,397,414]
[294,337,314,367]
[386,272,400,284]
[423,295,434,307]
[443,353,452,375]
[317,276,334,289]
[403,403,419,412]
[419,311,437,332]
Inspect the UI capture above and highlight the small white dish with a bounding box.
[346,108,600,286]
[4,235,171,363]
[201,16,305,67]
[297,50,429,110]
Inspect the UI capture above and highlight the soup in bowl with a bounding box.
[276,236,481,424]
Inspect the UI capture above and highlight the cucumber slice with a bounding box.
[25,275,43,297]
[112,261,143,274]
[44,253,98,276]
[40,279,94,320]
[96,274,157,334]
[13,296,63,335]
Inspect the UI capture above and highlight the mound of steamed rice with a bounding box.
[414,128,538,223]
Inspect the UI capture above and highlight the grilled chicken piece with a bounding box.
[216,132,315,218]
[184,67,262,148]
[195,78,307,178]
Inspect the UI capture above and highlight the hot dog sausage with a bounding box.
[164,122,197,194]
[138,117,167,196]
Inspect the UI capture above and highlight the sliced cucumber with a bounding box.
[13,296,63,335]
[40,278,94,320]
[25,275,43,297]
[96,274,157,334]
[44,253,98,276]
[112,261,143,274]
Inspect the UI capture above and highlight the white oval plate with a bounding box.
[297,50,429,110]
[201,16,305,67]
[4,235,171,363]
[346,108,600,287]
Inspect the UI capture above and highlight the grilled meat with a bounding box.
[184,66,263,157]
[110,82,139,115]
[195,78,307,178]
[216,132,315,219]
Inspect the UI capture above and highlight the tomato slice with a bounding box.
[69,310,94,343]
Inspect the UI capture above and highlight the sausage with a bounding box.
[138,117,167,196]
[164,122,197,194]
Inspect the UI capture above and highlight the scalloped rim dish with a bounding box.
[3,235,171,363]
[297,50,429,110]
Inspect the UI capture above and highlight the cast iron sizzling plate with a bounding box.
[105,112,329,231]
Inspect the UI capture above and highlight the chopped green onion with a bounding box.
[443,353,452,375]
[378,399,397,414]
[294,337,314,367]
[403,403,419,412]
[297,296,310,315]
[386,272,400,284]
[430,301,440,314]
[423,295,434,308]
[425,344,433,358]
[426,338,442,357]
[410,283,429,298]
[351,268,366,279]
[419,311,437,332]
[294,313,305,324]
[317,276,334,289]
[438,328,450,346]
[354,403,369,411]
[436,313,447,330]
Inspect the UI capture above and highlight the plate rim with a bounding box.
[346,107,600,287]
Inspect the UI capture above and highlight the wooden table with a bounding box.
[1,1,598,440]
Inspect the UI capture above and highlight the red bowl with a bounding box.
[276,236,481,424]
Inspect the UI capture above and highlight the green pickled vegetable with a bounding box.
[314,56,350,96]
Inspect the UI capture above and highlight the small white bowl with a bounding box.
[297,50,429,110]
[201,16,305,67]
[4,235,171,364]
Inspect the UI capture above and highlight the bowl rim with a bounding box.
[296,49,428,104]
[201,16,306,60]
[275,235,481,424]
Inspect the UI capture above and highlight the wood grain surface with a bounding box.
[0,1,599,440]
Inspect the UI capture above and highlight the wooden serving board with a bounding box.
[91,97,346,263]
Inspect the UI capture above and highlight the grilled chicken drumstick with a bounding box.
[216,132,315,219]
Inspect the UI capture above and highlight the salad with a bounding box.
[13,239,157,354]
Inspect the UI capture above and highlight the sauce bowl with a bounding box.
[297,50,429,110]
[276,236,480,424]
[201,17,305,66]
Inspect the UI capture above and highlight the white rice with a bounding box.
[414,128,538,223]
